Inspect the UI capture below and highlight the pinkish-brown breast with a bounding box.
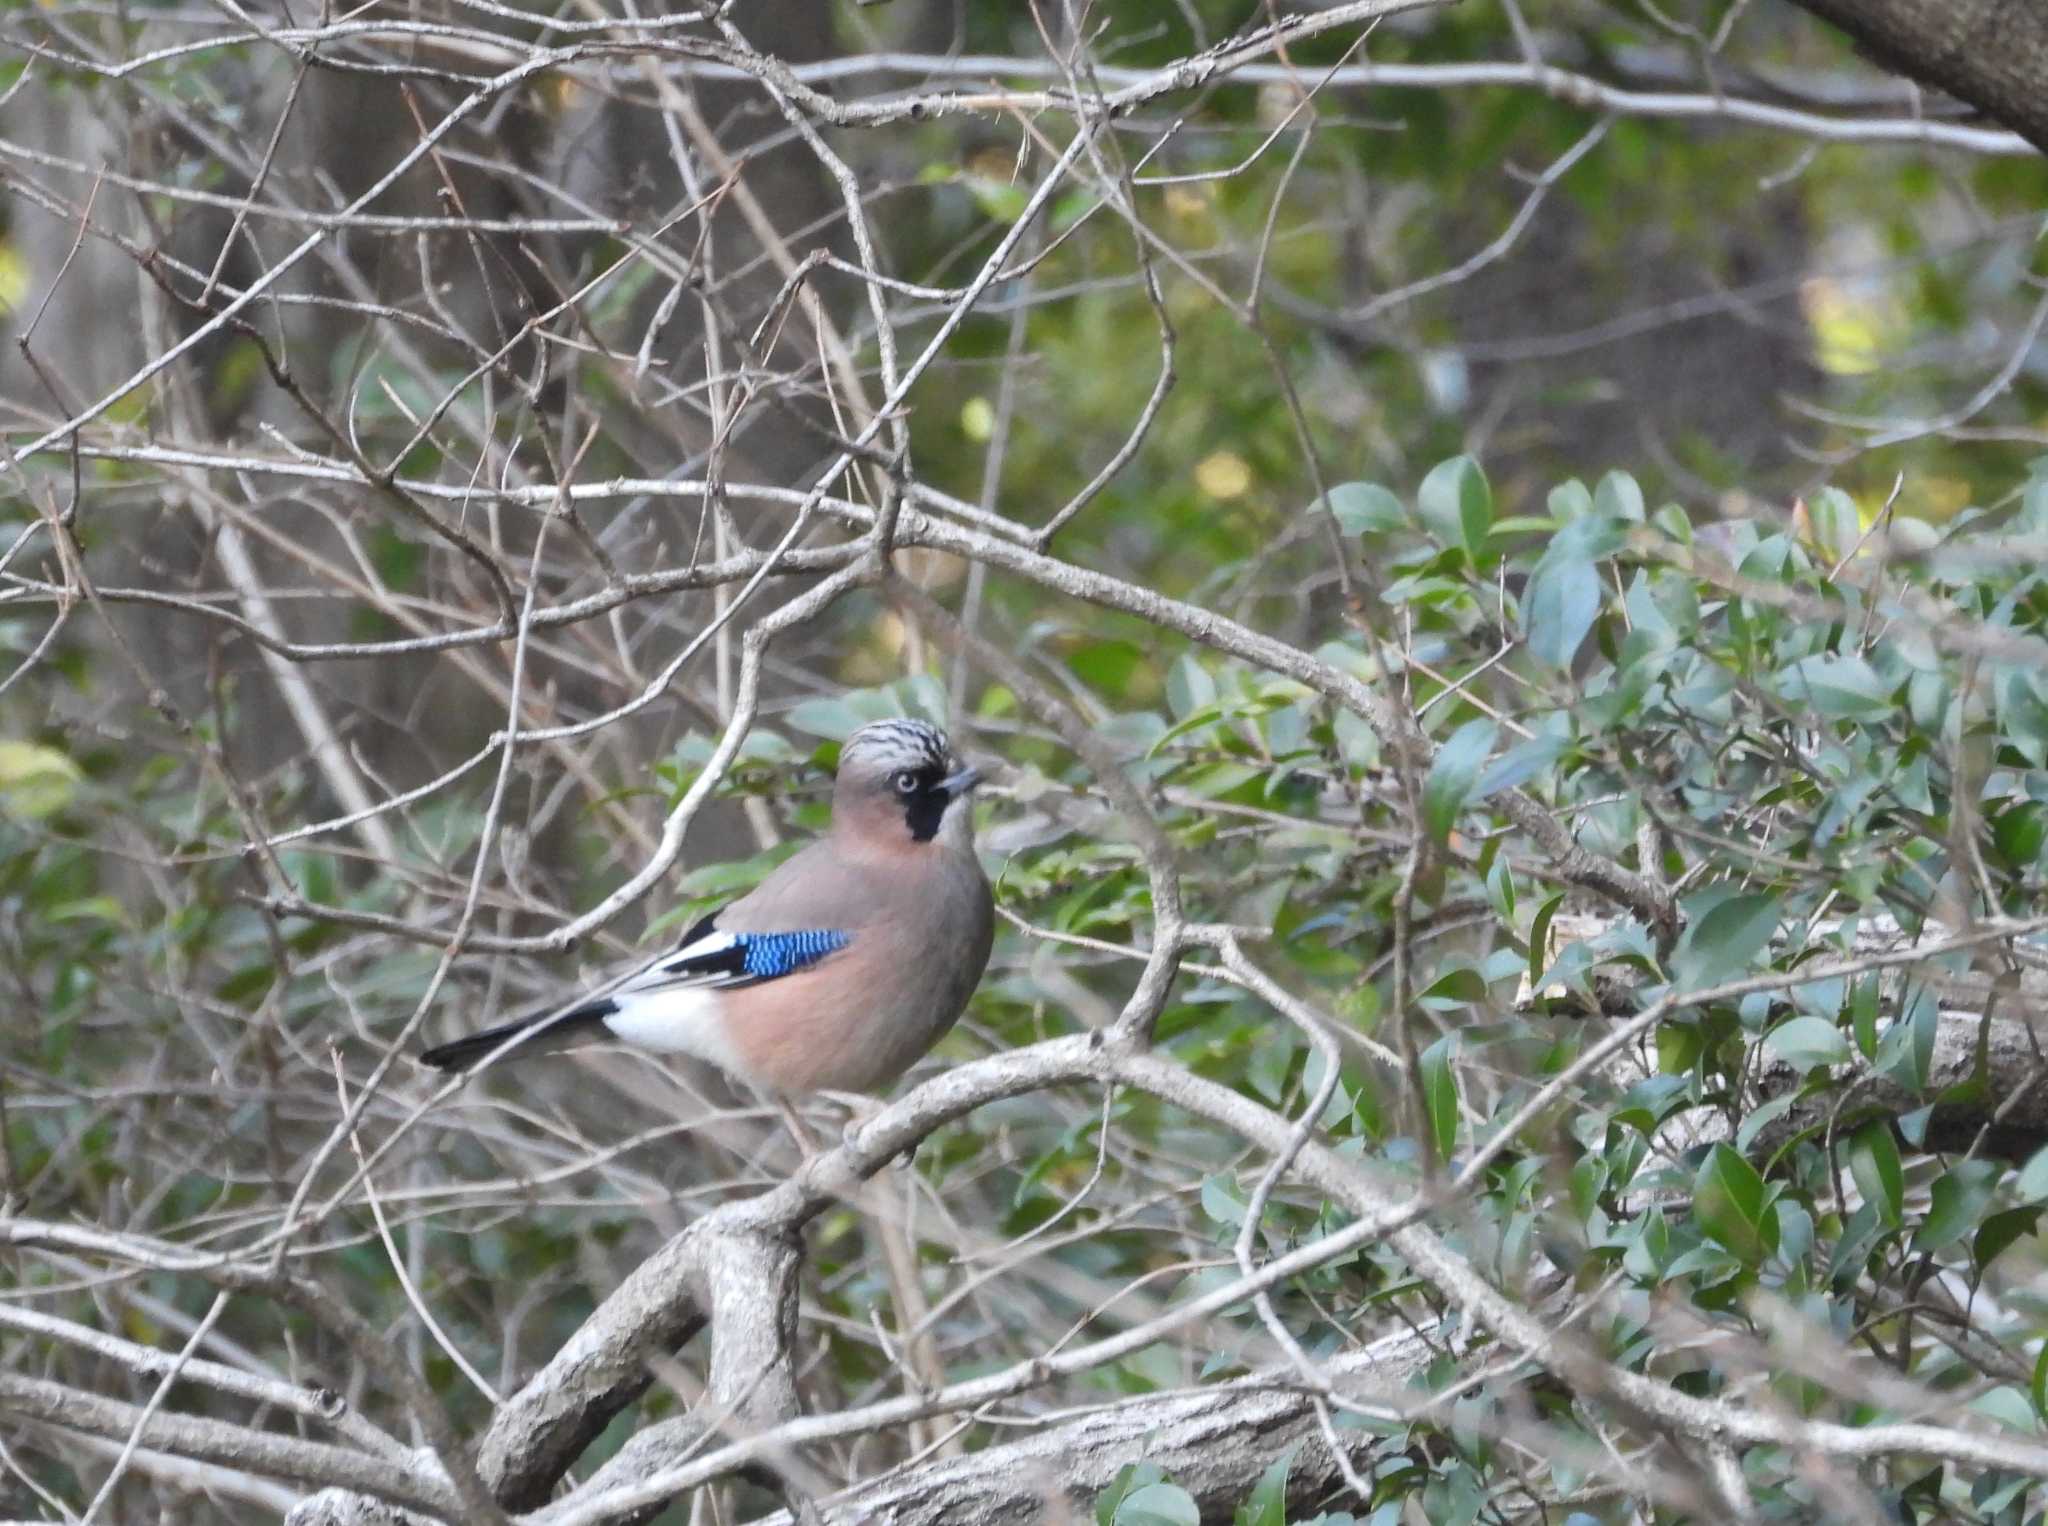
[718,842,992,1095]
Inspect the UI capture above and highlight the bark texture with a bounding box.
[755,1336,1438,1526]
[1791,0,2048,154]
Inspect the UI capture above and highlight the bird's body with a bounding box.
[421,720,993,1096]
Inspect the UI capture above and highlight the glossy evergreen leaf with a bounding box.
[1112,1482,1201,1526]
[1524,553,1601,670]
[1694,1144,1776,1264]
[1764,1015,1851,1071]
[1594,470,1646,523]
[1974,1207,2042,1274]
[1778,653,1896,721]
[1099,1465,1169,1526]
[1320,481,1406,535]
[1234,1450,1293,1526]
[1423,719,1498,845]
[1669,893,1780,992]
[1847,1123,1903,1227]
[1917,1161,2004,1256]
[1417,454,1493,561]
[1421,1035,1461,1163]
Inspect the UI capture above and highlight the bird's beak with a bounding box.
[939,764,983,798]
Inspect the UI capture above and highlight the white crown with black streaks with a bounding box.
[840,718,954,775]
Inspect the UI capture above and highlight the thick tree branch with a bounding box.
[0,1372,457,1517]
[0,1302,402,1456]
[1790,0,2048,155]
[766,1333,1443,1525]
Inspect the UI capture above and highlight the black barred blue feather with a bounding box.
[740,929,851,978]
[617,916,852,999]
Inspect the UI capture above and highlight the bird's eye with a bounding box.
[893,771,920,795]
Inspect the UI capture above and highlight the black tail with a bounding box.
[418,1001,616,1073]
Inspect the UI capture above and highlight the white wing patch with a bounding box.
[594,921,847,1080]
[601,986,746,1071]
[622,928,746,992]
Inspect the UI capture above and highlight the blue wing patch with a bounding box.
[739,929,850,978]
[639,921,852,992]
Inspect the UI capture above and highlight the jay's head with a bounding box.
[834,719,983,851]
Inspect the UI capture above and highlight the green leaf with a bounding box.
[1550,512,1629,564]
[783,686,933,740]
[1165,656,1218,721]
[2018,1143,2048,1203]
[1779,653,1897,721]
[45,895,127,927]
[1524,553,1602,671]
[1624,1205,1671,1279]
[1734,1091,1801,1153]
[1528,893,1565,997]
[1418,967,1490,1007]
[1113,1482,1201,1526]
[1669,893,1780,992]
[1423,719,1498,845]
[1474,732,1568,801]
[1898,1104,1934,1148]
[1417,455,1492,560]
[1828,1200,1888,1287]
[1970,1388,2041,1443]
[1997,667,2048,765]
[0,740,83,821]
[1764,1015,1851,1072]
[1657,1022,1702,1074]
[1973,1207,2042,1273]
[1777,1198,1815,1264]
[1200,1173,1247,1229]
[1916,1161,2004,1256]
[1991,801,2048,868]
[1548,478,1594,520]
[1693,1144,1777,1264]
[1234,1450,1293,1526]
[1098,1464,1168,1526]
[1594,470,1647,522]
[1071,640,1149,695]
[965,175,1029,224]
[1320,481,1405,535]
[1485,853,1516,924]
[1178,761,1261,799]
[1877,985,1939,1094]
[1847,1123,1903,1227]
[1148,703,1229,758]
[1420,1035,1461,1163]
[1851,977,1880,1060]
[1805,486,1861,561]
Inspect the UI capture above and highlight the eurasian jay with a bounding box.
[420,719,993,1095]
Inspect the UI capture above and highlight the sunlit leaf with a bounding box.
[0,740,82,821]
